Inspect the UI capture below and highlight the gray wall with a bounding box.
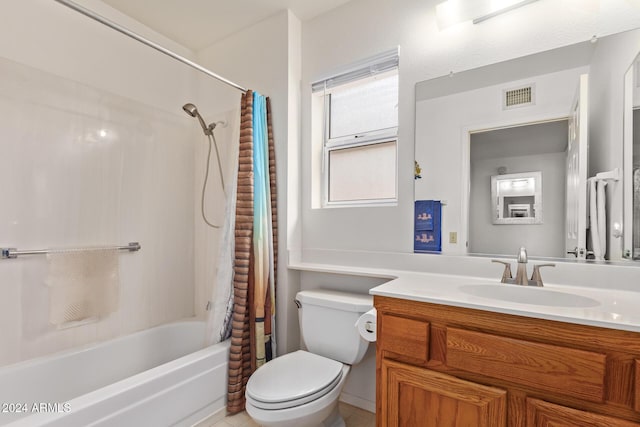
[469,151,566,258]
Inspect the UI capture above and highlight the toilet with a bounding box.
[245,289,373,427]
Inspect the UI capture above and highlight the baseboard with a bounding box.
[190,404,226,427]
[339,392,375,413]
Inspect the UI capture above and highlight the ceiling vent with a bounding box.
[503,84,535,110]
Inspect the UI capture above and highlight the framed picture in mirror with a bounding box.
[490,171,542,225]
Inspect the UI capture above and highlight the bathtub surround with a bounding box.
[0,51,195,365]
[228,91,279,414]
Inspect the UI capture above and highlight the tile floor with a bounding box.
[206,402,375,427]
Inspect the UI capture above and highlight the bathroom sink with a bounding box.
[458,284,600,308]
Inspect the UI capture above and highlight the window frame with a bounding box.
[319,69,399,208]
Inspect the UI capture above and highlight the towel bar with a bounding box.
[1,242,141,259]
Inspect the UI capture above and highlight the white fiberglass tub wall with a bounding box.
[0,1,197,367]
[0,321,229,427]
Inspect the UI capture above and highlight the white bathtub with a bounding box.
[0,321,229,427]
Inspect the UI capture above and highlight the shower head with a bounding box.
[182,103,198,117]
[182,103,214,135]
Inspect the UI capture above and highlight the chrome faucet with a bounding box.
[492,247,555,287]
[513,247,529,286]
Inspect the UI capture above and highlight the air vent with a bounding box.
[503,84,535,110]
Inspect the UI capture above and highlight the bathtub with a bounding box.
[0,321,229,427]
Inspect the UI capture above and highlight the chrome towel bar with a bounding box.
[1,242,141,259]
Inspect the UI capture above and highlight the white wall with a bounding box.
[415,67,586,253]
[196,10,302,355]
[470,152,566,258]
[588,29,640,260]
[0,0,198,366]
[300,0,640,257]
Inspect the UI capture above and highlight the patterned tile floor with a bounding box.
[206,402,375,427]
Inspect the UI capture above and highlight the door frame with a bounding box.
[461,114,569,256]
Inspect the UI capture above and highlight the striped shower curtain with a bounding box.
[227,90,278,414]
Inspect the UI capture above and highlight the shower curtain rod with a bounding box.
[53,0,248,94]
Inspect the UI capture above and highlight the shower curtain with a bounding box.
[205,108,240,346]
[226,90,278,414]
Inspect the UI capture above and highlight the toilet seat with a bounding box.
[246,350,344,410]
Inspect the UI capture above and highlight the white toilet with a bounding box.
[245,289,373,427]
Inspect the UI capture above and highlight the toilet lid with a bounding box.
[246,351,343,407]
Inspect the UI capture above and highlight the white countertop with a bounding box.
[290,260,640,333]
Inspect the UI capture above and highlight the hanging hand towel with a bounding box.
[597,180,607,255]
[46,248,120,326]
[588,180,607,261]
[414,200,442,252]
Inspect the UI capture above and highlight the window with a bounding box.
[312,50,399,207]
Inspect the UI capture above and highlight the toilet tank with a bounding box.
[296,289,373,365]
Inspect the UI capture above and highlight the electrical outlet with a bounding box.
[449,232,457,244]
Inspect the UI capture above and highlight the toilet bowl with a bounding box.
[245,351,350,427]
[245,289,373,427]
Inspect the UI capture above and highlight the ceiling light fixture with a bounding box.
[436,0,540,29]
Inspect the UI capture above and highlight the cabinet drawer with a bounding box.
[379,314,429,363]
[526,398,640,426]
[447,328,606,402]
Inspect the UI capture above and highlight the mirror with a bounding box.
[624,54,640,260]
[491,171,542,224]
[415,28,640,261]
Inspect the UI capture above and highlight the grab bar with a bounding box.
[1,242,141,259]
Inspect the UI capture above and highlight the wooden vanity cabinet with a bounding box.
[375,296,640,427]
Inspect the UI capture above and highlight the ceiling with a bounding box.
[101,0,354,51]
[470,120,569,161]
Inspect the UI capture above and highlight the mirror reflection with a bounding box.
[624,54,640,260]
[491,171,542,224]
[415,28,640,262]
[471,121,564,256]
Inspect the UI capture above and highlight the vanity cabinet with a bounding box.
[375,296,640,427]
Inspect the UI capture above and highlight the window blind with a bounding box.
[311,48,399,93]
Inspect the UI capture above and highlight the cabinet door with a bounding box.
[527,398,640,426]
[636,359,640,412]
[381,358,506,427]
